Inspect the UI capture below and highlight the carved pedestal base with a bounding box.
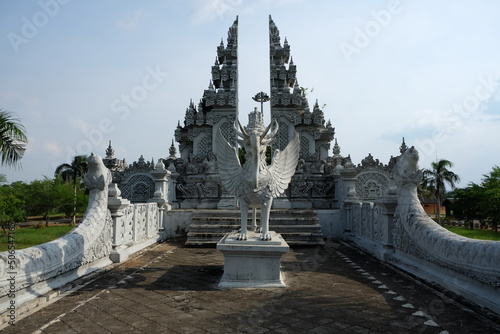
[217,231,289,288]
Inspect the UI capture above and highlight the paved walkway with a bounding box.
[3,238,500,333]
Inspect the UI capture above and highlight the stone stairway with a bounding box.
[185,209,324,247]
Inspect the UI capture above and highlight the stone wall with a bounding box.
[0,154,167,321]
[0,154,114,316]
[342,147,500,315]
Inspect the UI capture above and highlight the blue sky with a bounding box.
[1,0,499,188]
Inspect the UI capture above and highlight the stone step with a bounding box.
[192,217,320,224]
[191,209,318,217]
[189,224,323,233]
[185,209,324,247]
[185,232,325,247]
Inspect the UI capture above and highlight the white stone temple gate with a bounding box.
[0,16,499,322]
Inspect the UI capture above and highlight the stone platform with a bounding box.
[217,231,289,288]
[2,238,500,333]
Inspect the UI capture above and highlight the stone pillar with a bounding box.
[376,196,398,247]
[108,183,132,263]
[343,202,353,233]
[150,159,171,234]
[167,161,179,209]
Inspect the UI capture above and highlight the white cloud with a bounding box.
[116,9,148,32]
[189,0,303,25]
[69,118,94,133]
[0,90,41,111]
[42,141,62,156]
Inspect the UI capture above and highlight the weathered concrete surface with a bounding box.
[3,238,499,333]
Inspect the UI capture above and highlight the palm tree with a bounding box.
[55,155,88,225]
[422,159,460,225]
[0,109,28,168]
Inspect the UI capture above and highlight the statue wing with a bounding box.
[269,132,300,197]
[214,129,244,195]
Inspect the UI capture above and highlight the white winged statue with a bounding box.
[215,108,300,241]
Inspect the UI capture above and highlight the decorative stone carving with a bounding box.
[312,181,333,197]
[216,108,300,240]
[0,154,112,299]
[355,172,390,199]
[119,174,156,202]
[290,181,313,197]
[168,139,177,159]
[177,183,198,198]
[393,146,500,286]
[196,182,218,198]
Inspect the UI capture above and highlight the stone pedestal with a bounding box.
[217,231,289,288]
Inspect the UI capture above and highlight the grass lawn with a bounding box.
[443,225,500,241]
[0,225,75,252]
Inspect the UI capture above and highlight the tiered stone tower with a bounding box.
[168,17,239,208]
[175,16,239,162]
[268,16,336,208]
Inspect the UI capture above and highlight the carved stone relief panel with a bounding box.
[124,204,135,244]
[312,181,333,198]
[146,203,158,239]
[196,182,219,198]
[361,203,373,238]
[290,181,313,197]
[134,204,147,241]
[277,120,289,151]
[355,172,389,199]
[300,135,310,158]
[177,183,198,198]
[372,205,384,242]
[351,203,361,234]
[199,135,212,155]
[119,174,156,202]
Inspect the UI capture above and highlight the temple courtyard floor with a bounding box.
[3,238,500,334]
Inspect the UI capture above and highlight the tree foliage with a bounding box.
[452,166,500,231]
[0,175,88,228]
[452,184,484,229]
[422,159,460,224]
[0,186,26,234]
[0,109,28,168]
[55,155,88,224]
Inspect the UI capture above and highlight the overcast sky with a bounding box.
[1,0,499,188]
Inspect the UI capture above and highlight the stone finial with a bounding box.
[169,139,177,159]
[168,161,176,172]
[344,154,354,168]
[108,182,121,198]
[399,137,408,154]
[105,140,114,158]
[332,138,341,156]
[155,158,166,171]
[138,155,145,165]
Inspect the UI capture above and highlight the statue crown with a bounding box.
[246,107,265,133]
